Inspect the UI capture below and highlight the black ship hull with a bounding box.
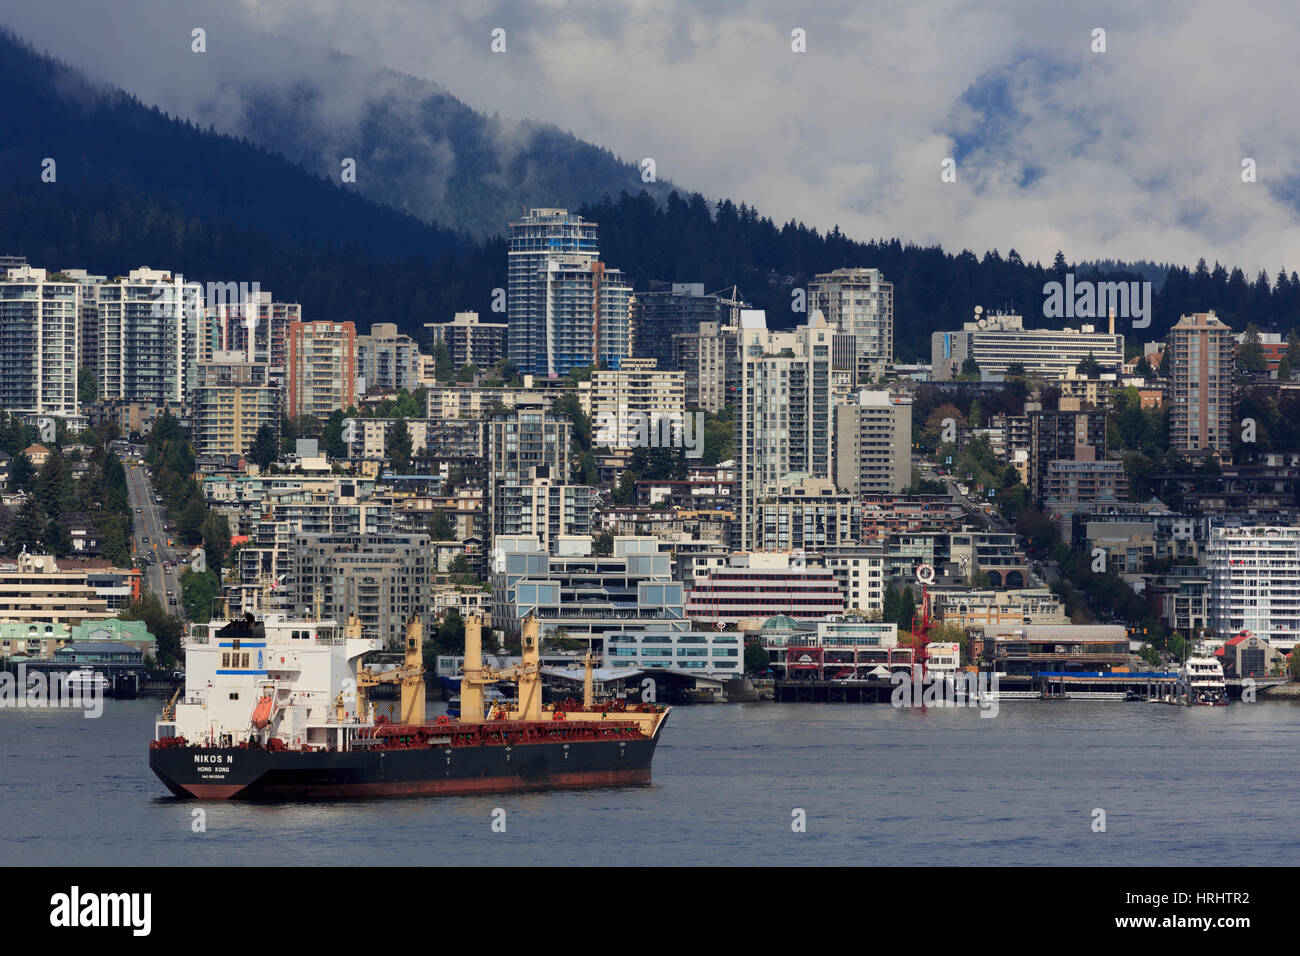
[149,733,663,800]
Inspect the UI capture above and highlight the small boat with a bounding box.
[1173,656,1229,706]
[64,669,109,693]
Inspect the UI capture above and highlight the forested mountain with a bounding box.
[3,28,1299,356]
[0,29,466,261]
[582,192,1300,359]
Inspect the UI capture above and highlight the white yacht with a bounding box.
[1174,655,1229,706]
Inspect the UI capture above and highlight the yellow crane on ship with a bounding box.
[354,613,427,725]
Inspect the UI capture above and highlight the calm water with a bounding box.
[2,698,1297,866]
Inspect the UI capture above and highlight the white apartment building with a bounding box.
[588,357,687,450]
[97,267,203,406]
[808,267,894,364]
[738,310,835,550]
[0,266,79,417]
[1208,525,1300,651]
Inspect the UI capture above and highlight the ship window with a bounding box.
[242,653,250,668]
[229,693,239,700]
[222,653,230,667]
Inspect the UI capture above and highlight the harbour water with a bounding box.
[2,699,1297,866]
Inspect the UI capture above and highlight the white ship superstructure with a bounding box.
[156,613,380,751]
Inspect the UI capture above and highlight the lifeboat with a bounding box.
[250,695,274,729]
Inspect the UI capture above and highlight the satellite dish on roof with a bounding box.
[974,305,984,315]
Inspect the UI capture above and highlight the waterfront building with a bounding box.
[685,552,845,625]
[490,535,685,647]
[604,625,744,678]
[1207,525,1300,651]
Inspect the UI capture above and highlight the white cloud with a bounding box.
[6,0,1300,273]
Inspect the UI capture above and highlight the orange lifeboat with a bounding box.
[251,695,274,729]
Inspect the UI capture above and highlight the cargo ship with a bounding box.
[149,611,669,799]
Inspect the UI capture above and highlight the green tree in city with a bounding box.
[896,586,917,632]
[322,409,347,459]
[120,592,185,668]
[34,451,74,519]
[77,366,97,405]
[702,407,735,465]
[42,517,73,557]
[180,568,221,624]
[1075,351,1102,378]
[882,584,901,628]
[1238,323,1267,374]
[431,341,454,383]
[387,418,413,472]
[959,357,981,379]
[8,451,34,492]
[200,510,231,576]
[177,492,208,545]
[7,496,46,555]
[1286,328,1300,368]
[744,641,770,674]
[250,423,278,468]
[427,509,454,540]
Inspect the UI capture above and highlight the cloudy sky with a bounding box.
[5,0,1299,273]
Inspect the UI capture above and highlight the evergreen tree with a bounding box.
[8,451,34,492]
[8,497,46,555]
[1238,324,1267,374]
[897,586,917,633]
[200,511,231,576]
[43,517,73,557]
[322,410,347,459]
[387,419,413,472]
[250,424,279,468]
[427,509,454,540]
[77,366,97,405]
[882,584,900,627]
[178,493,207,545]
[35,452,73,519]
